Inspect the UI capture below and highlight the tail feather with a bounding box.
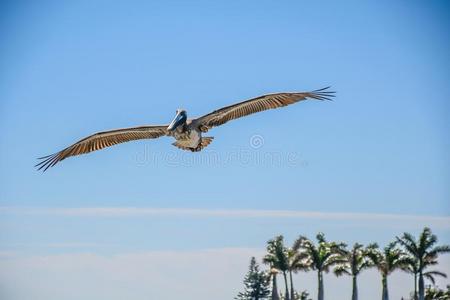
[172,137,214,152]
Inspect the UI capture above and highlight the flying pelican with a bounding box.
[36,87,334,171]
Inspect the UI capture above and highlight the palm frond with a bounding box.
[428,245,450,257]
[333,265,351,277]
[424,270,447,279]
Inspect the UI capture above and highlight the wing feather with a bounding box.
[36,125,168,171]
[194,87,334,131]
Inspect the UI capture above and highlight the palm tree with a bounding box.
[397,228,450,300]
[405,260,447,300]
[264,236,291,300]
[333,243,375,300]
[406,259,421,300]
[269,268,281,300]
[293,232,347,300]
[424,285,450,300]
[367,242,409,300]
[287,247,310,300]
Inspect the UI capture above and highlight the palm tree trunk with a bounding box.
[283,272,290,300]
[413,273,418,300]
[272,274,280,300]
[418,272,424,300]
[289,270,295,300]
[381,275,389,300]
[318,271,324,300]
[352,275,358,300]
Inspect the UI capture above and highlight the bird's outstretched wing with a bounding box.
[193,87,334,132]
[36,125,168,171]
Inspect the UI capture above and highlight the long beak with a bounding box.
[167,112,184,131]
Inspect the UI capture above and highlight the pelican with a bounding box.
[36,87,334,171]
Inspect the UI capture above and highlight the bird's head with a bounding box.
[167,109,187,131]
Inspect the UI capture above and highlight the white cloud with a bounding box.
[0,248,448,300]
[0,248,261,300]
[1,206,449,229]
[1,206,448,300]
[0,251,17,259]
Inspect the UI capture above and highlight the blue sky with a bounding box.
[0,1,449,299]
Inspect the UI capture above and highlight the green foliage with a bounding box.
[293,290,312,300]
[292,233,347,300]
[397,227,450,300]
[333,243,375,277]
[263,235,291,300]
[253,228,449,300]
[235,257,271,300]
[397,228,450,276]
[263,236,289,273]
[423,285,450,300]
[287,247,310,273]
[280,290,312,300]
[293,232,347,273]
[366,242,409,276]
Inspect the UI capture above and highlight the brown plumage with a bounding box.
[36,87,334,171]
[193,87,334,131]
[36,126,167,171]
[172,137,214,152]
